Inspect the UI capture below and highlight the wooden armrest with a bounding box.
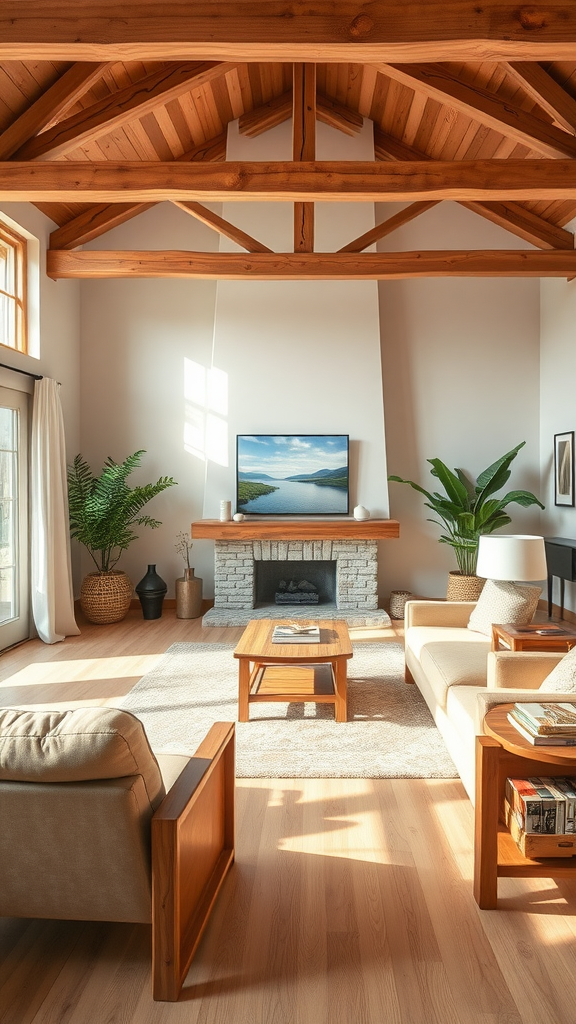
[151,722,235,1001]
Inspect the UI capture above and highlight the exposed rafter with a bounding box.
[238,90,362,138]
[0,62,109,160]
[46,249,576,279]
[6,160,576,204]
[3,2,576,62]
[14,62,237,161]
[504,62,576,133]
[375,63,576,159]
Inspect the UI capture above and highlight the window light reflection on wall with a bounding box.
[183,358,229,467]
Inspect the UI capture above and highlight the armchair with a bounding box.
[0,706,235,1001]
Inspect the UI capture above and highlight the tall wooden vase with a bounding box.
[176,568,203,619]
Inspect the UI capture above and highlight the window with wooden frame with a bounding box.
[0,221,27,353]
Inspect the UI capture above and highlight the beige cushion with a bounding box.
[406,625,489,660]
[419,640,491,708]
[467,580,540,637]
[539,645,576,693]
[0,707,164,809]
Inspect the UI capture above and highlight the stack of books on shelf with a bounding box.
[504,776,576,858]
[271,624,320,644]
[507,703,576,746]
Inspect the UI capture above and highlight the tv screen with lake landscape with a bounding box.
[236,434,349,515]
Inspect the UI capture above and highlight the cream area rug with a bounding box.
[121,642,458,779]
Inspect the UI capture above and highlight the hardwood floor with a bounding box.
[1,610,576,1024]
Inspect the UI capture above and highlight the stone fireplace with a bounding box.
[192,519,400,627]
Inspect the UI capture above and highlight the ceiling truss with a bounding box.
[2,25,576,278]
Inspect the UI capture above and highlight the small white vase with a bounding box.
[353,505,370,520]
[219,500,232,522]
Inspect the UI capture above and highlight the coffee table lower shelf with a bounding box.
[250,663,336,705]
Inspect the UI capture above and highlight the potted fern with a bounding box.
[388,442,544,600]
[68,450,177,623]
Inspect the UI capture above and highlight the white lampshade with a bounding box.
[476,534,548,581]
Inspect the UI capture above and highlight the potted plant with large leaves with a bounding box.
[388,442,544,600]
[68,450,177,623]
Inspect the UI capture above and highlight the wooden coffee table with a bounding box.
[233,619,353,723]
[491,621,576,653]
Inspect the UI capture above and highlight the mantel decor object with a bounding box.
[220,500,232,522]
[176,567,203,619]
[353,505,370,521]
[136,565,167,620]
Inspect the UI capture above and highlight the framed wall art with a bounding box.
[554,431,575,507]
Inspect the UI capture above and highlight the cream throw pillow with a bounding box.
[539,645,576,693]
[467,579,541,637]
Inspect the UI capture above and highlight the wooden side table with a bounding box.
[491,622,576,653]
[474,704,576,909]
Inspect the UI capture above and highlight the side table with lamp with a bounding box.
[475,534,556,653]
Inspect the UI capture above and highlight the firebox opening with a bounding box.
[255,560,336,606]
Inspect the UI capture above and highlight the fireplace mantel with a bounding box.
[191,519,399,541]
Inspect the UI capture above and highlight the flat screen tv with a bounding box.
[236,434,349,515]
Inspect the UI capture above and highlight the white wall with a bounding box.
[540,254,576,615]
[378,201,542,598]
[80,202,221,594]
[204,118,390,595]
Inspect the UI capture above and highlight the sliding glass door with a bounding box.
[0,386,29,649]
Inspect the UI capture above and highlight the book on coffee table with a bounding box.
[272,624,320,644]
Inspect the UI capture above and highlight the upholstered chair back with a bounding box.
[0,707,166,923]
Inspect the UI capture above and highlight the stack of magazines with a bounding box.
[507,703,576,746]
[271,624,320,644]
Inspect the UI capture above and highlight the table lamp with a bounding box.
[476,534,548,582]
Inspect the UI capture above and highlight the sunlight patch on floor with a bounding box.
[0,654,162,687]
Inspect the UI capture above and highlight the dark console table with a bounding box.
[544,537,576,618]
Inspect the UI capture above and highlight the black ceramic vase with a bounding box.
[135,564,167,620]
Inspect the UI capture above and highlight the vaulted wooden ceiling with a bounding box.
[3,3,576,278]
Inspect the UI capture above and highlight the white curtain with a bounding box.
[31,377,80,643]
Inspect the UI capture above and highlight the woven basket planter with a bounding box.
[446,571,486,602]
[80,570,133,624]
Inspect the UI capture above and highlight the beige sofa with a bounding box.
[404,600,570,802]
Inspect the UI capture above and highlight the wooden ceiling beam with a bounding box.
[317,94,363,136]
[338,201,439,252]
[46,249,576,280]
[504,62,576,133]
[3,3,576,63]
[7,160,576,203]
[374,128,574,249]
[239,90,362,139]
[15,62,237,161]
[376,63,576,159]
[172,201,273,252]
[238,93,292,138]
[49,133,227,249]
[49,203,155,250]
[0,62,109,161]
[293,64,316,253]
